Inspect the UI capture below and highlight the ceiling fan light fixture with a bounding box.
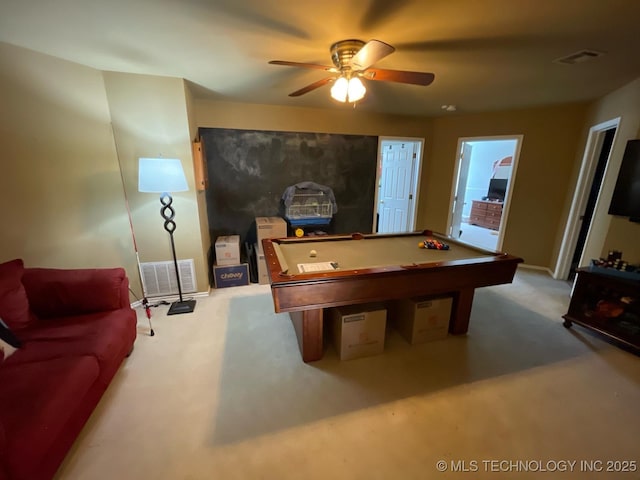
[331,76,366,103]
[330,76,349,102]
[347,77,366,102]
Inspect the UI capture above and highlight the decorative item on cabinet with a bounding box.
[563,268,639,353]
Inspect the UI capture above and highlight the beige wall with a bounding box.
[195,100,433,138]
[195,99,434,242]
[185,84,212,286]
[103,72,209,293]
[4,39,634,285]
[0,43,139,292]
[581,78,640,265]
[196,100,589,268]
[426,105,589,267]
[0,42,209,299]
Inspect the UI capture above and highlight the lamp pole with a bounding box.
[160,192,196,315]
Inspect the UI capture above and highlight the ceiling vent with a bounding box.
[554,50,605,65]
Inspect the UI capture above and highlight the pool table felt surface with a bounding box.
[271,233,492,275]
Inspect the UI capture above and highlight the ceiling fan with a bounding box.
[269,39,435,103]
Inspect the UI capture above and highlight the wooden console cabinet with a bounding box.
[563,268,640,352]
[469,200,503,230]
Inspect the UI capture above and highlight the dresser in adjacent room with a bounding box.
[469,200,503,230]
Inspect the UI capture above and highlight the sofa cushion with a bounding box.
[22,267,128,319]
[0,356,99,480]
[0,259,32,330]
[4,310,136,372]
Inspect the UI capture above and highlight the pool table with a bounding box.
[262,230,523,362]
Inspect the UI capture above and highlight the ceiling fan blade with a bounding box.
[349,39,395,70]
[269,60,336,72]
[364,68,435,86]
[288,77,335,97]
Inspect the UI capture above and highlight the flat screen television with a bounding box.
[487,178,508,201]
[608,139,640,222]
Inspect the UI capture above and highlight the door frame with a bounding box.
[553,117,620,280]
[372,137,424,233]
[446,135,523,251]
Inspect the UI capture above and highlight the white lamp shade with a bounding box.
[138,157,188,193]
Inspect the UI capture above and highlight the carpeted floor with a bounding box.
[55,268,640,480]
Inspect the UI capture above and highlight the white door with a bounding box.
[377,143,414,233]
[450,143,472,239]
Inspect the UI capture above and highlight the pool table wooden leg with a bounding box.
[450,288,475,334]
[289,309,324,362]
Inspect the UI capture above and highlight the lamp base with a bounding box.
[167,299,196,315]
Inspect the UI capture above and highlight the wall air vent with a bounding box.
[553,50,605,65]
[140,259,196,297]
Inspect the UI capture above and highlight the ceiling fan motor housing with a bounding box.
[330,39,365,72]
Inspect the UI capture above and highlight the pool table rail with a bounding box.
[265,252,522,313]
[263,232,523,312]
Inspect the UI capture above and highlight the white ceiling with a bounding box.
[2,0,640,117]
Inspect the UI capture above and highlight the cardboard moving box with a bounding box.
[255,242,269,284]
[391,296,452,344]
[215,235,240,266]
[213,263,249,288]
[256,216,287,243]
[330,304,387,361]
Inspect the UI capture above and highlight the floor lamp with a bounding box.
[138,157,196,315]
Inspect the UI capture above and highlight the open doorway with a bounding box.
[566,128,616,281]
[373,137,424,233]
[554,118,620,280]
[447,136,523,251]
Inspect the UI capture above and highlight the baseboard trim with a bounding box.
[130,290,211,309]
[518,263,554,277]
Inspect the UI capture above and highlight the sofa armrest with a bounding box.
[22,267,131,319]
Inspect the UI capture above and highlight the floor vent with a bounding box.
[553,49,604,65]
[140,259,196,297]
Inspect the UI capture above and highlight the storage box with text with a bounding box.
[256,216,287,243]
[330,304,387,360]
[215,235,240,266]
[213,263,249,288]
[390,296,452,344]
[255,242,269,284]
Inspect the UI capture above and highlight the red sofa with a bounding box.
[0,259,137,480]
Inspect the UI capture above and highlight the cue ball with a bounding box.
[310,249,317,257]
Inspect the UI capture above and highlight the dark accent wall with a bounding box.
[200,128,378,246]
